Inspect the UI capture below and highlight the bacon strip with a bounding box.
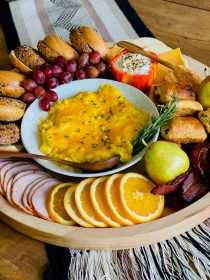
[181,169,208,203]
[151,171,190,195]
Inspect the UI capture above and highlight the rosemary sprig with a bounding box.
[132,97,178,155]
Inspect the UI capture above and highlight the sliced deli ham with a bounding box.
[6,169,47,203]
[31,179,61,220]
[0,161,24,195]
[22,177,51,214]
[0,160,11,195]
[10,170,49,213]
[4,162,40,196]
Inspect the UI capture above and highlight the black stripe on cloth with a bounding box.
[0,0,20,51]
[43,244,70,280]
[114,0,154,38]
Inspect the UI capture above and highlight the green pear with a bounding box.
[144,140,190,185]
[197,75,210,109]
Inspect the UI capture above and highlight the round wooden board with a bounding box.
[0,44,210,250]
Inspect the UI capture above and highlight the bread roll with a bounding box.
[70,26,110,60]
[0,71,26,98]
[161,116,207,143]
[0,97,26,121]
[9,46,46,74]
[173,100,203,117]
[163,65,202,92]
[198,109,210,134]
[38,35,79,63]
[152,82,195,104]
[0,123,20,145]
[0,143,24,152]
[70,28,92,54]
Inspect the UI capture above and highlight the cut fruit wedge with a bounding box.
[105,174,134,226]
[119,172,164,223]
[90,177,121,227]
[75,178,107,227]
[64,185,93,228]
[47,182,76,225]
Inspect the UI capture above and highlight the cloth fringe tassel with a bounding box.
[68,219,210,280]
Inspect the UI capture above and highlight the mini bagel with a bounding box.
[70,26,110,60]
[0,70,26,98]
[0,123,20,145]
[37,35,79,63]
[0,97,26,121]
[9,45,46,74]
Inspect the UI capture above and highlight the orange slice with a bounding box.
[64,185,93,228]
[119,172,164,223]
[90,177,121,227]
[105,174,134,226]
[47,182,76,225]
[75,178,107,227]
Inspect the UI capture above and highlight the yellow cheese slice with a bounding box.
[155,48,187,83]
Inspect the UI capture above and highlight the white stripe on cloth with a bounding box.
[43,0,94,43]
[9,0,46,47]
[87,0,138,41]
[67,219,210,280]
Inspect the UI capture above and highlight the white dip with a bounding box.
[115,53,151,74]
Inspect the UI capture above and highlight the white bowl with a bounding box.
[21,79,159,177]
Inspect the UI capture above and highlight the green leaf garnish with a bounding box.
[132,96,178,155]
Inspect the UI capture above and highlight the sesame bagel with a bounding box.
[9,45,46,74]
[70,26,110,60]
[37,35,79,63]
[0,70,26,98]
[0,97,26,121]
[0,123,20,145]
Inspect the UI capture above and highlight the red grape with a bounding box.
[55,56,67,68]
[59,72,73,83]
[75,69,86,80]
[34,86,46,98]
[78,53,89,67]
[39,99,50,111]
[85,66,99,78]
[89,51,100,64]
[41,63,52,69]
[22,92,37,104]
[65,60,77,73]
[22,79,37,91]
[42,67,53,79]
[33,70,45,84]
[52,65,63,78]
[45,90,58,102]
[47,77,59,89]
[94,61,107,74]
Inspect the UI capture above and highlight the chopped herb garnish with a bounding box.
[91,143,98,148]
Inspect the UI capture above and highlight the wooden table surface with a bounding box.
[0,1,209,279]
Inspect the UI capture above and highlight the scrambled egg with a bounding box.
[39,84,149,163]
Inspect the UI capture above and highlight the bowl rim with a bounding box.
[21,78,159,177]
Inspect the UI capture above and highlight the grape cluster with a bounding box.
[21,51,108,111]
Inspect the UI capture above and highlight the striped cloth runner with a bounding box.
[1,0,153,49]
[0,1,210,279]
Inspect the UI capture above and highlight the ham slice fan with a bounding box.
[0,159,61,220]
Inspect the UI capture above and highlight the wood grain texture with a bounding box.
[0,221,49,280]
[0,192,209,250]
[164,0,210,10]
[129,0,210,66]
